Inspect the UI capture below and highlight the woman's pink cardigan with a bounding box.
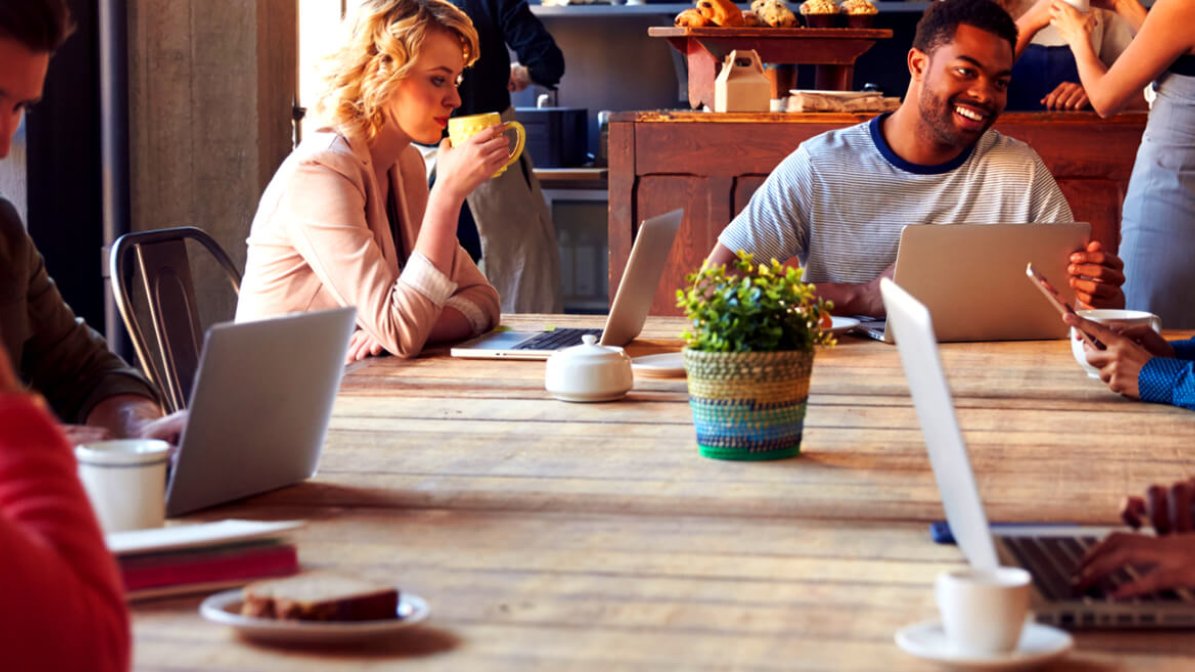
[236,131,500,357]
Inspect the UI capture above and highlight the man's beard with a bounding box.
[917,85,995,151]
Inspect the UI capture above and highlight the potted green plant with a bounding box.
[677,251,834,460]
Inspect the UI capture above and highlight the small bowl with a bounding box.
[845,14,875,28]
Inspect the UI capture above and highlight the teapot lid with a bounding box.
[551,334,625,364]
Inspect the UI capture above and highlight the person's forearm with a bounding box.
[1014,5,1051,58]
[85,394,162,439]
[414,186,465,275]
[1071,42,1122,115]
[427,307,475,344]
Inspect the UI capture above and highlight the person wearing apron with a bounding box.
[1004,0,1134,110]
[449,0,566,313]
[1021,0,1195,327]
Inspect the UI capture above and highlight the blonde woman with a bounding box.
[237,0,505,359]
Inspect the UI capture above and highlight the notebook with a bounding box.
[881,278,1195,629]
[165,307,356,516]
[450,209,683,360]
[857,222,1091,343]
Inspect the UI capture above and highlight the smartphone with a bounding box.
[1025,263,1103,349]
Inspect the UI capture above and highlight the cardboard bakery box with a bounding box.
[714,50,770,113]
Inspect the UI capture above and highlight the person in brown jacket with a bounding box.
[236,0,504,360]
[1,0,162,443]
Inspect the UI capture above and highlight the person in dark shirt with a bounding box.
[448,0,566,313]
[1,0,164,443]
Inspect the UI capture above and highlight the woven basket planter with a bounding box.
[682,348,815,461]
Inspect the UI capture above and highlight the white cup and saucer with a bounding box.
[895,566,1074,671]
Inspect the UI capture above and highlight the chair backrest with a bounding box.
[109,227,241,413]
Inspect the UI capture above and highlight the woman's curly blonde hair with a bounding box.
[320,0,479,142]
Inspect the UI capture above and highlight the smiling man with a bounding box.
[709,0,1126,317]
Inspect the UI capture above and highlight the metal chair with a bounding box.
[110,227,241,413]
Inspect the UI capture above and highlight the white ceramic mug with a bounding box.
[936,567,1031,655]
[76,439,173,534]
[1060,0,1090,11]
[1070,309,1162,379]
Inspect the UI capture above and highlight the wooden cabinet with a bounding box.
[608,110,1147,316]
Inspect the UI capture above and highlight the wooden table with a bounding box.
[132,316,1195,670]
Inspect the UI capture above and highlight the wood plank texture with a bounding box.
[131,317,1195,670]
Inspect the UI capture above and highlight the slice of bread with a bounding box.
[241,572,399,621]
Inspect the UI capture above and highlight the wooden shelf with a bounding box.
[648,26,893,108]
[531,2,931,16]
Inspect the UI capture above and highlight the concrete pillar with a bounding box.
[127,0,297,326]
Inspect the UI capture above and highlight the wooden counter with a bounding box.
[608,110,1148,316]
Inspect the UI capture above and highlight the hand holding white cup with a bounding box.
[936,566,1032,655]
[1070,309,1162,379]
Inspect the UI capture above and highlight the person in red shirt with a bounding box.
[0,344,130,669]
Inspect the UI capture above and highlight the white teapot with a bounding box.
[545,334,633,402]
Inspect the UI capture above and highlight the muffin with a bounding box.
[799,0,841,27]
[840,0,877,28]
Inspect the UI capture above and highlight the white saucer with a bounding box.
[631,352,685,378]
[828,315,861,335]
[894,620,1073,671]
[200,588,429,644]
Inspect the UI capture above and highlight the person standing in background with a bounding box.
[1002,0,1136,110]
[0,0,163,443]
[448,0,566,313]
[1020,0,1195,328]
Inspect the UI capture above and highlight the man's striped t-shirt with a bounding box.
[718,114,1074,285]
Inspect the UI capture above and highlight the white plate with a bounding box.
[631,352,685,378]
[828,315,861,335]
[200,588,429,644]
[895,620,1073,671]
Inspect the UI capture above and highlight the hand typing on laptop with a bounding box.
[1076,478,1195,599]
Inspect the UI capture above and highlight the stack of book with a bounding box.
[107,519,305,601]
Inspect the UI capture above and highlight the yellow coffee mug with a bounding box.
[447,112,526,178]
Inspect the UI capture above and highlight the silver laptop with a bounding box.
[451,209,683,360]
[858,222,1091,343]
[881,278,1195,629]
[165,307,356,516]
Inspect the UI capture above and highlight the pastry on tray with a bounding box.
[674,7,710,27]
[840,0,878,27]
[753,0,798,27]
[695,0,746,26]
[799,0,841,27]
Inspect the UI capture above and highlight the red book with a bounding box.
[119,541,300,600]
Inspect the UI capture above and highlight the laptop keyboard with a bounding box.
[1001,535,1184,602]
[513,327,603,351]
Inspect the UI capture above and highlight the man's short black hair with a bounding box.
[913,0,1017,56]
[0,0,74,53]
